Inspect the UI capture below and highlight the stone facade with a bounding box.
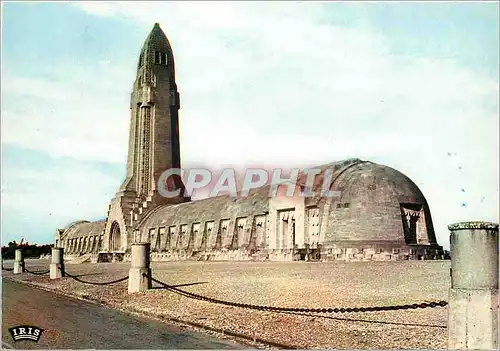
[55,220,104,262]
[55,23,444,262]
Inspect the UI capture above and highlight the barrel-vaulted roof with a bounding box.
[61,220,106,239]
[140,187,270,229]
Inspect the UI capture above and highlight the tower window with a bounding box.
[138,54,144,68]
[155,51,167,65]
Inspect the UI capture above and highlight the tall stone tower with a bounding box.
[102,23,188,256]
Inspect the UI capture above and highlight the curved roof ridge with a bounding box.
[61,219,107,239]
[61,220,91,238]
[306,158,364,171]
[140,187,270,229]
[151,186,270,213]
[134,201,172,229]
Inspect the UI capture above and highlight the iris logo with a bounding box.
[8,325,43,342]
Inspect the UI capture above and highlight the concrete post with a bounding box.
[128,243,152,293]
[13,249,25,274]
[448,221,498,350]
[50,247,65,279]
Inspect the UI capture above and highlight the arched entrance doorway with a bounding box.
[110,221,121,252]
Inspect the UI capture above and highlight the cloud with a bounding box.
[2,164,117,218]
[74,1,119,17]
[1,152,121,244]
[2,2,498,247]
[2,72,131,164]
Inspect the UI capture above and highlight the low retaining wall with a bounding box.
[94,244,445,263]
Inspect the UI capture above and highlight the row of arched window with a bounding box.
[142,215,268,253]
[62,235,103,254]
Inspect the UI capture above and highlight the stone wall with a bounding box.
[318,243,445,261]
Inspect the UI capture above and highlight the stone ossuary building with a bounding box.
[55,23,444,262]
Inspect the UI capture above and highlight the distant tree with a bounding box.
[2,241,53,259]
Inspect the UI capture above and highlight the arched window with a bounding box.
[110,221,121,251]
[155,51,167,65]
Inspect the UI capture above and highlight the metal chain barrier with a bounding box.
[3,261,127,285]
[2,265,14,271]
[24,267,50,275]
[1,256,15,271]
[2,260,49,275]
[64,271,129,285]
[4,262,448,312]
[149,275,448,314]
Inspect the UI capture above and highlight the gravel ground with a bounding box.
[4,259,450,349]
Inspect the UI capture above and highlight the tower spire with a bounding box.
[102,23,187,255]
[120,22,182,201]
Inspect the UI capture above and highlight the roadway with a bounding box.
[2,278,243,349]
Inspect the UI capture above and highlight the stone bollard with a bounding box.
[448,221,499,350]
[50,247,65,279]
[128,243,152,293]
[13,249,25,274]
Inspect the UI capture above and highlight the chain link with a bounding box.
[24,267,50,275]
[4,263,448,313]
[149,275,447,314]
[65,272,129,285]
[2,265,14,271]
[4,263,127,285]
[2,256,13,271]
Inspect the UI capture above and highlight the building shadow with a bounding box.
[152,281,208,290]
[279,311,447,328]
[71,272,107,278]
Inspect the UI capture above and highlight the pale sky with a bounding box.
[1,1,499,248]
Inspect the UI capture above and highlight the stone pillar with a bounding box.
[128,243,152,293]
[448,221,498,350]
[50,247,65,279]
[13,249,25,274]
